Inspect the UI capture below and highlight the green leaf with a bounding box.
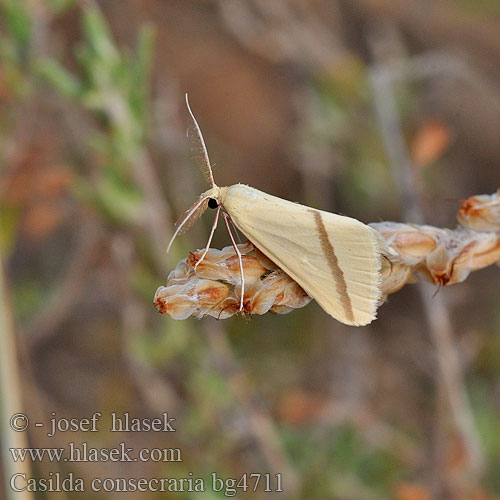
[129,25,155,124]
[1,0,32,47]
[45,0,76,15]
[82,7,119,64]
[0,205,21,257]
[76,175,144,225]
[37,58,83,99]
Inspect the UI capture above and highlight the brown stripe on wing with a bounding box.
[310,209,355,323]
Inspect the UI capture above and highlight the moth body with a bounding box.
[169,95,383,326]
[205,184,383,326]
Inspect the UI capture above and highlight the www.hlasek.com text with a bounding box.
[10,442,182,463]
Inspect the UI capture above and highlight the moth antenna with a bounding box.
[223,212,245,312]
[167,195,211,253]
[185,93,215,187]
[194,205,221,271]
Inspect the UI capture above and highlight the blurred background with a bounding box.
[1,0,500,499]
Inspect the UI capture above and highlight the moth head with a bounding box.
[201,185,222,205]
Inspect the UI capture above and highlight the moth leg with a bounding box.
[228,217,242,244]
[223,212,245,312]
[195,205,221,272]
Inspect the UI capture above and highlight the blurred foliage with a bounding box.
[0,0,33,92]
[458,0,500,14]
[38,6,155,226]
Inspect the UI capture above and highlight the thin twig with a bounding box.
[0,250,33,500]
[110,233,182,415]
[22,216,102,349]
[369,30,484,493]
[130,149,173,273]
[204,321,300,497]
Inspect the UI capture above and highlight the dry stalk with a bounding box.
[369,34,488,495]
[0,252,33,500]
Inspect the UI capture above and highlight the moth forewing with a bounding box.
[220,184,383,326]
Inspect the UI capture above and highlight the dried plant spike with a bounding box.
[457,191,500,232]
[372,221,500,290]
[157,190,500,319]
[154,244,311,320]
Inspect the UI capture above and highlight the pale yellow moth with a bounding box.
[167,95,383,326]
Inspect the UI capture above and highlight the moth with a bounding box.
[167,95,383,326]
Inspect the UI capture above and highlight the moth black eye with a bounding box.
[208,198,218,209]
